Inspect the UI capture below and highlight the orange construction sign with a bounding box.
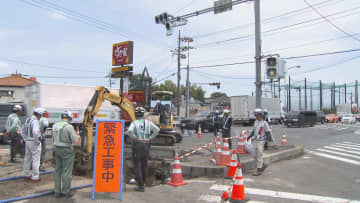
[92,120,124,200]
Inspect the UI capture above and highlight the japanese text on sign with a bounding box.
[112,41,134,66]
[93,121,124,193]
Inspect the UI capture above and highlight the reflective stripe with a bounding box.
[222,151,230,155]
[230,162,237,166]
[224,143,229,147]
[216,149,222,152]
[236,169,243,177]
[172,169,182,174]
[234,179,244,185]
[174,160,180,164]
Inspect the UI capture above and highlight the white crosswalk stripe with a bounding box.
[307,142,360,166]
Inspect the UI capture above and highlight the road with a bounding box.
[1,122,360,202]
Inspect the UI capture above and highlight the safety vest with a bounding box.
[132,119,151,141]
[23,115,39,141]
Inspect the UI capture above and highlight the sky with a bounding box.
[0,0,359,106]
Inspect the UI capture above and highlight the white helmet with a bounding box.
[61,110,73,120]
[13,105,22,111]
[156,100,161,103]
[223,109,230,114]
[34,108,43,115]
[254,108,263,116]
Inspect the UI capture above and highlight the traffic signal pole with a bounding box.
[177,30,181,116]
[254,0,262,109]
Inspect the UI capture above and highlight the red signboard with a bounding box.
[92,121,124,200]
[128,90,145,102]
[112,41,134,66]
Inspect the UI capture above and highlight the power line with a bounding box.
[304,0,360,43]
[192,69,254,80]
[0,57,106,73]
[196,6,360,48]
[174,0,198,14]
[192,0,342,39]
[187,48,360,69]
[152,72,177,85]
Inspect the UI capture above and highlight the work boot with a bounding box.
[39,166,46,172]
[259,164,267,172]
[63,192,75,198]
[55,193,62,198]
[252,169,262,176]
[31,178,41,183]
[135,186,145,192]
[9,158,16,163]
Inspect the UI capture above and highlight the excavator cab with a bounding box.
[145,91,174,131]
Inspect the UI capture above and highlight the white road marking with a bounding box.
[331,145,360,151]
[316,148,360,160]
[324,146,360,155]
[198,194,266,203]
[335,143,360,149]
[209,184,360,203]
[343,142,360,146]
[306,150,360,166]
[336,127,348,130]
[187,180,217,184]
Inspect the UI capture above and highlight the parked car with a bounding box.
[316,111,326,124]
[284,111,317,128]
[180,111,217,132]
[341,114,356,124]
[325,114,339,123]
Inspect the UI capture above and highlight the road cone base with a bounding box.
[230,198,250,203]
[167,181,188,187]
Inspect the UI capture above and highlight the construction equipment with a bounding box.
[74,86,182,175]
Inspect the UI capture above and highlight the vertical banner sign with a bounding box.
[92,120,124,200]
[112,41,134,66]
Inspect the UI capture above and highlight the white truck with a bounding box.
[230,96,282,126]
[25,83,121,128]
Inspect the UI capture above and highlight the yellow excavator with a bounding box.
[74,86,181,174]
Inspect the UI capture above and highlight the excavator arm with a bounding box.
[82,86,136,154]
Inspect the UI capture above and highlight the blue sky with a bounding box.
[0,0,359,105]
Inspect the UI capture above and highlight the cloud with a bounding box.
[0,61,9,68]
[49,12,67,20]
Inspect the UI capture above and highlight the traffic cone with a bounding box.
[197,124,203,139]
[219,138,231,166]
[281,131,287,146]
[237,131,246,154]
[76,127,81,145]
[210,136,221,164]
[230,163,249,202]
[227,149,238,178]
[167,153,187,187]
[221,191,230,203]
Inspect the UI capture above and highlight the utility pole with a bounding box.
[310,87,313,111]
[288,76,291,111]
[356,80,358,108]
[339,87,341,104]
[297,87,301,110]
[278,80,281,100]
[304,78,307,110]
[345,83,347,104]
[320,80,323,111]
[177,30,181,116]
[254,0,262,108]
[183,37,194,119]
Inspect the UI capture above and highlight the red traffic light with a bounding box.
[266,57,277,66]
[217,82,220,89]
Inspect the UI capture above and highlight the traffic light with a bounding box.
[155,12,169,24]
[266,57,278,79]
[217,82,220,89]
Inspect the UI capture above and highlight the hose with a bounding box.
[0,171,55,183]
[0,184,92,203]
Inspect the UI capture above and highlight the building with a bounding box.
[204,96,230,112]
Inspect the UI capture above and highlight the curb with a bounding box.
[181,145,304,178]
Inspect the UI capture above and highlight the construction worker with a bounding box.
[6,104,24,162]
[263,109,276,150]
[127,107,160,192]
[53,111,77,198]
[23,108,43,182]
[212,110,222,137]
[246,108,271,176]
[39,108,49,171]
[222,109,233,149]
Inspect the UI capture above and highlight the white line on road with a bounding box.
[209,184,360,203]
[324,146,360,155]
[316,148,360,160]
[306,150,360,166]
[335,143,360,149]
[331,145,360,151]
[198,194,266,203]
[343,142,360,146]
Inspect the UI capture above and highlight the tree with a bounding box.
[211,92,228,99]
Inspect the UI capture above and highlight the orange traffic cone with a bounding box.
[281,131,287,146]
[76,127,81,145]
[197,125,203,139]
[227,149,238,178]
[230,163,249,202]
[221,191,230,203]
[219,138,231,166]
[167,153,187,187]
[210,136,222,164]
[237,131,246,154]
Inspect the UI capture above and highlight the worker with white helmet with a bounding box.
[212,109,222,137]
[6,104,24,162]
[128,107,160,192]
[39,108,49,171]
[23,108,43,182]
[246,108,272,176]
[222,109,233,149]
[53,110,77,198]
